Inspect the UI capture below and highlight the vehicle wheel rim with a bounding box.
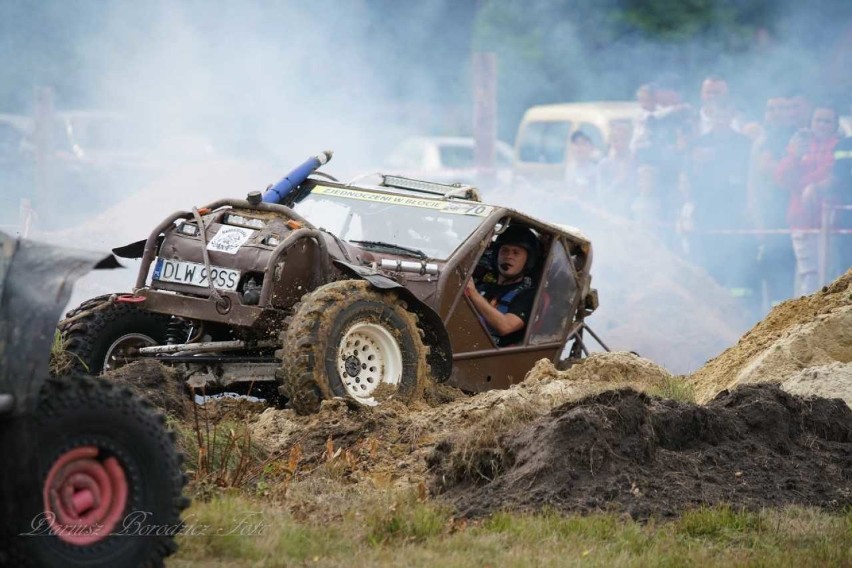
[42,445,129,546]
[103,333,156,372]
[337,322,402,405]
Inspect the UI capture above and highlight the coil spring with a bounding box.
[166,317,192,345]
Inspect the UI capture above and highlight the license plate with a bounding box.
[153,258,240,291]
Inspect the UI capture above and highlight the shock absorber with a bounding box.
[166,317,192,345]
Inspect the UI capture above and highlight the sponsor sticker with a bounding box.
[312,185,492,216]
[206,226,254,254]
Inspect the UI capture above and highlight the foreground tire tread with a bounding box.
[58,297,170,375]
[4,374,188,568]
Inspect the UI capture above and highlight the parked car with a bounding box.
[384,136,515,185]
[513,101,640,181]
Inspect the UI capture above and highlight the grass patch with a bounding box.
[170,497,852,568]
[49,328,86,375]
[647,375,696,403]
[365,492,452,545]
[675,505,763,539]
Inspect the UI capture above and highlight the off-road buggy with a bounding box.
[58,151,602,414]
[0,232,187,567]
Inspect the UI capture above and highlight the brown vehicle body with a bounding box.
[61,172,597,407]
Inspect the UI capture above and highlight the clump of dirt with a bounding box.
[103,359,191,419]
[429,384,852,519]
[691,270,852,403]
[190,396,269,423]
[555,352,673,388]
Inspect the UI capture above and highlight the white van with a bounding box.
[513,101,640,180]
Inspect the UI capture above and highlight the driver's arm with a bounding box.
[465,279,525,336]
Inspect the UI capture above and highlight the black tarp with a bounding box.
[0,231,114,559]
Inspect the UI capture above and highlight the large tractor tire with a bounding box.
[58,296,170,375]
[4,375,188,568]
[277,280,431,415]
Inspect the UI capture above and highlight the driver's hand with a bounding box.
[465,278,477,297]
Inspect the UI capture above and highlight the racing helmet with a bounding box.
[493,224,540,273]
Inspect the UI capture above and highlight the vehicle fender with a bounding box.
[333,260,452,382]
[112,235,164,259]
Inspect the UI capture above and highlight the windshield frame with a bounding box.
[293,184,492,261]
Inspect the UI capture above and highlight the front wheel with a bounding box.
[58,296,170,375]
[277,280,431,414]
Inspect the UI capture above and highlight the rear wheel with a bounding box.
[6,375,188,567]
[58,297,170,375]
[277,280,430,414]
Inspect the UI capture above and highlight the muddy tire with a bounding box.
[5,375,188,568]
[58,297,170,375]
[277,280,430,415]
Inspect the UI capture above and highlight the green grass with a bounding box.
[168,493,852,567]
[364,492,452,545]
[49,328,87,374]
[647,375,696,403]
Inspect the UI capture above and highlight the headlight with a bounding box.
[177,222,200,236]
[224,213,265,229]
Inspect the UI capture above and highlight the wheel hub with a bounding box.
[337,321,403,405]
[42,445,128,546]
[104,333,157,372]
[344,355,361,377]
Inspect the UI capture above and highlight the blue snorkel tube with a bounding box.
[262,150,334,204]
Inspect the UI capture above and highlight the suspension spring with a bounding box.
[166,317,192,345]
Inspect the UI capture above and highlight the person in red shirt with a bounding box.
[774,104,840,295]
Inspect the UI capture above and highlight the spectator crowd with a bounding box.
[568,75,852,314]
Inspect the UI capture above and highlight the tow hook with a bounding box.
[115,294,146,303]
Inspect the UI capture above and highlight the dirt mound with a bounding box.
[249,353,677,492]
[429,384,852,519]
[553,351,673,387]
[691,270,852,403]
[103,359,191,419]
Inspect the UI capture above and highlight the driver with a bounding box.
[465,225,539,347]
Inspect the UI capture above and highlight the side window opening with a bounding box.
[470,220,551,348]
[529,239,578,346]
